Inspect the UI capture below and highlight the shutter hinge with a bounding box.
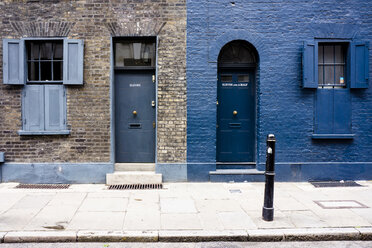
[24,91,26,97]
[152,75,155,83]
[63,90,66,97]
[24,119,27,125]
[64,119,66,125]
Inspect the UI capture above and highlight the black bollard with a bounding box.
[262,134,276,221]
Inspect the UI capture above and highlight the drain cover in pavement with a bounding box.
[229,189,242,193]
[310,180,362,188]
[314,200,368,209]
[15,184,70,189]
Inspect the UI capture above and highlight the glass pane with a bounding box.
[53,42,63,60]
[335,65,345,85]
[324,45,334,64]
[238,75,250,82]
[28,62,39,81]
[324,65,334,85]
[28,42,40,60]
[318,65,324,85]
[318,45,324,64]
[334,45,344,64]
[115,41,155,67]
[40,42,53,60]
[221,75,232,82]
[40,62,52,81]
[53,62,63,81]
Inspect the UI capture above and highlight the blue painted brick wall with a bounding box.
[187,0,372,180]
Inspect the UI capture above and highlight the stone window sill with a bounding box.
[18,130,71,136]
[312,134,354,139]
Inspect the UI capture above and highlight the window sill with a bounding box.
[312,134,354,139]
[18,130,70,136]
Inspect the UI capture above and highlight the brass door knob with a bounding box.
[133,110,137,115]
[233,110,238,116]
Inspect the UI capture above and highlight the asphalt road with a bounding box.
[1,242,372,248]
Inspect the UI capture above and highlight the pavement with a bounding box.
[0,181,372,243]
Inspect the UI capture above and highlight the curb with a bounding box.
[1,228,372,243]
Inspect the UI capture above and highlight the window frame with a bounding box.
[20,38,68,135]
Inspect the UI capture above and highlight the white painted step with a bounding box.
[115,163,155,171]
[106,171,162,185]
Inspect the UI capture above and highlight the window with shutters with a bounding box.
[2,38,84,135]
[302,39,369,139]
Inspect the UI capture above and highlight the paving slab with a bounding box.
[158,230,248,242]
[123,209,161,230]
[47,192,86,207]
[218,211,257,230]
[67,211,125,231]
[288,210,327,228]
[4,231,76,243]
[78,197,128,212]
[198,212,225,231]
[0,192,25,214]
[246,210,295,229]
[0,209,41,231]
[282,228,360,241]
[161,214,202,230]
[160,198,197,213]
[77,231,158,242]
[194,199,243,212]
[11,194,54,210]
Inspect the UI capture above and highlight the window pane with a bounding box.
[28,62,39,81]
[28,42,40,60]
[324,45,334,64]
[53,43,63,60]
[40,62,52,81]
[40,42,53,60]
[335,65,345,85]
[238,75,250,82]
[221,75,232,82]
[334,45,344,64]
[318,45,324,64]
[318,65,324,85]
[115,41,155,67]
[324,65,334,85]
[53,62,63,81]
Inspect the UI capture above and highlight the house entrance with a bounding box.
[216,40,258,163]
[114,38,156,163]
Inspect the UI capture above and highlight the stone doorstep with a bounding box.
[115,163,156,172]
[106,171,162,185]
[1,228,372,243]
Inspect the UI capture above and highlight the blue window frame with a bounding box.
[302,39,369,139]
[2,38,84,135]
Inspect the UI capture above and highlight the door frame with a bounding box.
[216,65,257,164]
[110,36,158,164]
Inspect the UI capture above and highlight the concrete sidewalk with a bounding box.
[0,181,372,242]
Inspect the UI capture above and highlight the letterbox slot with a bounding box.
[229,123,241,128]
[129,123,142,129]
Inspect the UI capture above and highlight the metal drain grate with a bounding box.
[310,180,362,188]
[108,184,163,190]
[15,184,70,189]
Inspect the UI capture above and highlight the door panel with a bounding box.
[217,69,256,162]
[115,70,155,162]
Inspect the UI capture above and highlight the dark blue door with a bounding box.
[217,69,256,162]
[115,70,155,162]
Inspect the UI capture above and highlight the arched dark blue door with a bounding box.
[217,69,256,162]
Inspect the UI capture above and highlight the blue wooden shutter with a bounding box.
[3,39,25,85]
[302,41,317,88]
[63,39,84,85]
[350,41,369,88]
[45,85,65,130]
[314,88,333,134]
[23,85,44,131]
[333,89,351,134]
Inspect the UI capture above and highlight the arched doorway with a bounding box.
[217,40,258,163]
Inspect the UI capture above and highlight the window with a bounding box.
[114,40,155,68]
[3,38,84,135]
[302,40,369,138]
[318,43,347,87]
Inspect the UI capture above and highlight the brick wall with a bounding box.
[187,0,372,167]
[0,0,186,163]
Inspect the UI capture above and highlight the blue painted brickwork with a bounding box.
[187,0,372,180]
